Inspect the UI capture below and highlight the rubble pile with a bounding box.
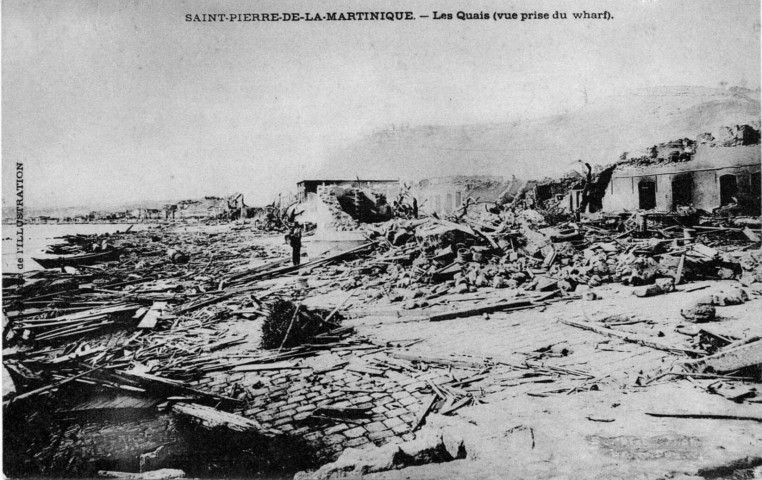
[314,206,762,309]
[316,186,360,231]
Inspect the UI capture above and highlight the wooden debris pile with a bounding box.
[260,300,342,350]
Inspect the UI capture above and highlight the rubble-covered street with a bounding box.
[3,1,761,478]
[3,185,762,479]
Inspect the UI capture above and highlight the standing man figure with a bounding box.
[286,222,303,266]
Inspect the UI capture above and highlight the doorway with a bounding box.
[719,174,737,206]
[638,179,657,210]
[671,174,693,210]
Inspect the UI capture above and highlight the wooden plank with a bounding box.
[346,364,384,376]
[19,314,109,329]
[35,322,114,341]
[426,299,533,322]
[645,412,762,423]
[20,303,140,324]
[743,227,761,242]
[692,243,719,259]
[50,345,107,364]
[231,361,303,372]
[675,254,685,285]
[440,396,471,415]
[175,293,234,315]
[172,402,279,435]
[137,301,168,329]
[391,352,485,369]
[412,394,437,431]
[234,243,373,284]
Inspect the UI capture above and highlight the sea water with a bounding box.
[1,223,152,273]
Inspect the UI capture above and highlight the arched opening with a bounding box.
[671,174,693,210]
[638,179,656,210]
[719,174,738,206]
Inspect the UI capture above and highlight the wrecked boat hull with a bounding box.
[32,249,122,269]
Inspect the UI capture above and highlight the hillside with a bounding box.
[318,86,761,182]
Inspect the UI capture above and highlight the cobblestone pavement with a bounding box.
[190,345,469,462]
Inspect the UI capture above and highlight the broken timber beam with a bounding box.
[236,243,373,283]
[645,412,762,423]
[426,299,534,322]
[559,319,703,355]
[172,402,280,435]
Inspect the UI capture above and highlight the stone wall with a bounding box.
[602,145,761,212]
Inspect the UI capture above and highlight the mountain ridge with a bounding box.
[318,86,761,182]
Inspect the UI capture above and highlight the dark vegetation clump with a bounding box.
[261,299,343,350]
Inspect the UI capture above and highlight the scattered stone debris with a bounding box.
[295,415,466,480]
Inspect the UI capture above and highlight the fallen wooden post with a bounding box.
[645,412,762,423]
[560,319,703,355]
[233,243,373,284]
[427,299,533,322]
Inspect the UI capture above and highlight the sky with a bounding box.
[2,0,760,209]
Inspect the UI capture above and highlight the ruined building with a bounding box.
[295,179,400,232]
[410,176,523,216]
[296,179,399,203]
[602,125,761,213]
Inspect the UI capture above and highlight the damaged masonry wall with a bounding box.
[410,176,522,216]
[297,182,401,233]
[603,143,760,213]
[545,124,762,214]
